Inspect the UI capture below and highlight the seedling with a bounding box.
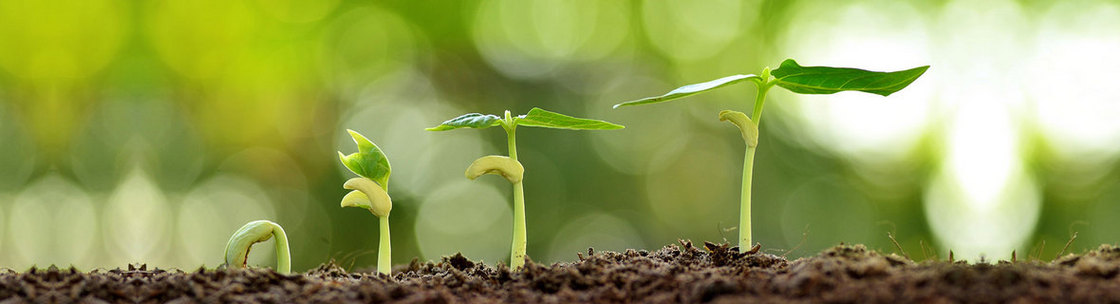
[224,220,291,274]
[615,59,928,251]
[338,129,394,274]
[427,107,623,269]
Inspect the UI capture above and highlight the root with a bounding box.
[887,232,909,260]
[1055,232,1078,260]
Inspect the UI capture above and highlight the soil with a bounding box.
[2,241,1120,303]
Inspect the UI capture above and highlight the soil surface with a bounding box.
[2,241,1120,303]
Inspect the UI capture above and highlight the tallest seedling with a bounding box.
[615,59,928,250]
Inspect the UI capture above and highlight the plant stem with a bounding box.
[511,180,526,269]
[505,124,527,269]
[740,146,756,250]
[739,82,771,250]
[272,223,292,274]
[377,215,391,274]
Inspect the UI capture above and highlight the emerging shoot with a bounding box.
[338,129,394,274]
[224,220,291,274]
[427,107,623,269]
[615,59,929,251]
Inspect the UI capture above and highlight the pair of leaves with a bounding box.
[338,130,391,190]
[426,107,624,131]
[613,59,929,108]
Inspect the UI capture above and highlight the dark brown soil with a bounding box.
[3,241,1120,303]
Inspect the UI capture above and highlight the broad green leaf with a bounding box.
[338,129,391,189]
[613,74,761,108]
[516,107,624,130]
[771,59,929,96]
[426,113,502,131]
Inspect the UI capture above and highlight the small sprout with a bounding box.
[428,107,622,269]
[466,155,524,183]
[224,220,291,274]
[338,129,394,274]
[616,59,928,250]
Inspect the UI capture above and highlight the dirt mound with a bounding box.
[2,242,1120,303]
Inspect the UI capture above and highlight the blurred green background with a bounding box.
[1,0,1119,271]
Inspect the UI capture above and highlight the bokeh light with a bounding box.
[0,104,35,191]
[546,214,645,262]
[1029,1,1120,159]
[644,133,738,242]
[414,180,511,263]
[320,6,417,99]
[177,175,276,269]
[641,0,752,61]
[8,176,98,268]
[779,0,933,161]
[103,169,172,266]
[473,0,630,78]
[585,77,691,175]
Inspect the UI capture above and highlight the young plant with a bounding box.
[615,59,929,251]
[337,129,395,274]
[224,220,291,274]
[427,107,623,269]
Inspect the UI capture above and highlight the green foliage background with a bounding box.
[0,0,1116,271]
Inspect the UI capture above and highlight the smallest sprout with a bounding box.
[224,220,291,274]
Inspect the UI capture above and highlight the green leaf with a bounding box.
[426,113,502,131]
[771,59,929,96]
[613,74,762,108]
[516,108,624,130]
[338,130,391,189]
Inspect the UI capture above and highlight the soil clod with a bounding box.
[3,243,1120,303]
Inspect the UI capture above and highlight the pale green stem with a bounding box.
[505,123,527,269]
[274,226,291,274]
[739,82,771,250]
[511,180,526,269]
[740,146,756,250]
[378,215,391,275]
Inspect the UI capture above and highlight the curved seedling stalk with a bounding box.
[224,220,291,274]
[338,129,394,274]
[615,59,928,251]
[428,107,622,269]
